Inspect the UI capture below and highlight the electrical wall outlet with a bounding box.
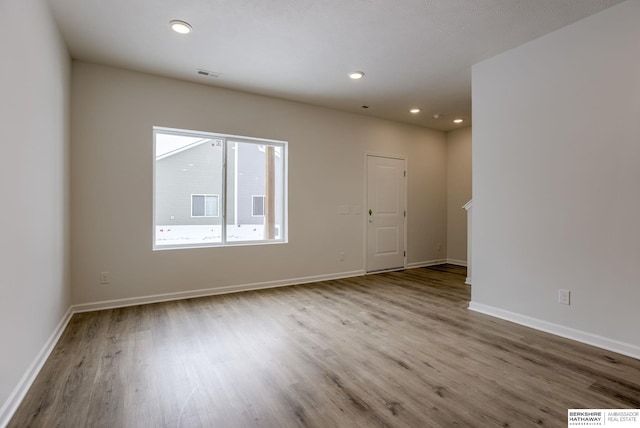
[100,272,110,285]
[558,289,571,305]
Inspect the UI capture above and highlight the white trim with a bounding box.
[2,270,364,423]
[362,156,368,273]
[468,302,640,360]
[364,151,407,160]
[404,162,408,271]
[462,199,473,210]
[10,271,639,426]
[72,270,366,313]
[465,277,472,285]
[152,236,287,251]
[406,259,447,269]
[0,308,73,428]
[446,259,467,267]
[365,267,405,275]
[233,141,238,225]
[154,126,285,149]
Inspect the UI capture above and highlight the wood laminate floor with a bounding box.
[9,265,640,427]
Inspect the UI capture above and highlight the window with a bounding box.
[154,127,287,249]
[252,195,265,217]
[191,194,219,217]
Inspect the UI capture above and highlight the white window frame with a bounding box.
[153,126,288,250]
[191,194,220,217]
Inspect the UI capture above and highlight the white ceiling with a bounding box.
[46,0,624,131]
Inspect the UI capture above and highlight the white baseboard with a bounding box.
[406,259,447,269]
[407,259,468,269]
[468,302,640,360]
[2,270,369,425]
[0,307,73,428]
[72,270,366,313]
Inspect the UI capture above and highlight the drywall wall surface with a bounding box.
[70,62,447,304]
[472,0,640,351]
[0,0,71,416]
[446,126,472,264]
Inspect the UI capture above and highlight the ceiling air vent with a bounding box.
[196,69,223,79]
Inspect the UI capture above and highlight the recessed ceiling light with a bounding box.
[170,20,192,34]
[410,108,421,114]
[453,118,464,124]
[349,71,365,80]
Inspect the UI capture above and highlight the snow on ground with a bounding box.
[155,224,274,246]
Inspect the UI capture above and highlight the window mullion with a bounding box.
[221,138,227,244]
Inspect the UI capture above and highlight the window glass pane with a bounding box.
[155,132,223,247]
[154,127,286,250]
[192,195,205,216]
[226,141,283,242]
[205,195,219,217]
[252,196,265,216]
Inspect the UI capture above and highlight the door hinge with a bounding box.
[404,210,406,217]
[404,250,406,257]
[404,170,406,177]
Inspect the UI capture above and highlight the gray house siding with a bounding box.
[235,142,284,229]
[236,143,265,225]
[155,141,224,225]
[156,139,283,230]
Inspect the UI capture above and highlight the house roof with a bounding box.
[155,137,214,160]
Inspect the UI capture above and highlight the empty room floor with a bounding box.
[9,266,640,427]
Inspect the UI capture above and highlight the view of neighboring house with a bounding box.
[155,134,284,245]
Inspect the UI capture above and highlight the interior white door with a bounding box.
[366,155,406,273]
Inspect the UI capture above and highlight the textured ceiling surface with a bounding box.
[47,0,624,131]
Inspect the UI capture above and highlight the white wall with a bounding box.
[0,0,71,420]
[70,62,447,305]
[446,126,472,264]
[471,0,640,357]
